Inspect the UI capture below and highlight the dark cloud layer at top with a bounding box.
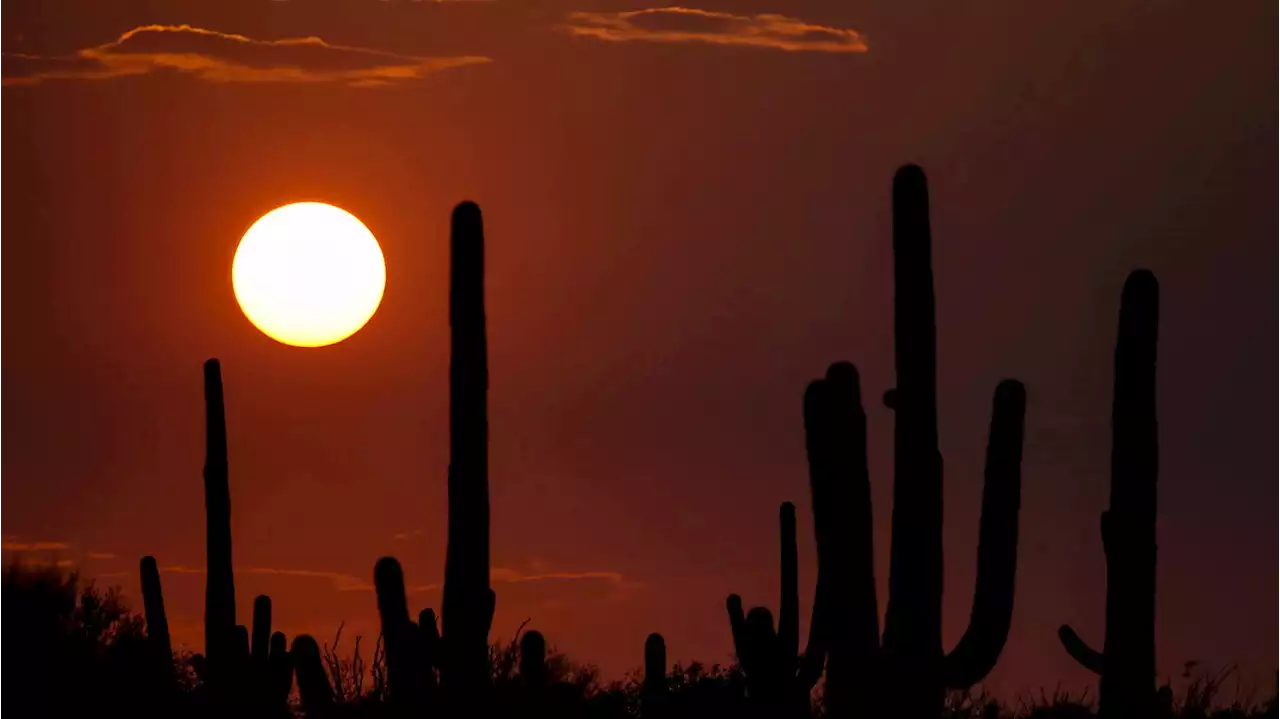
[2,24,492,87]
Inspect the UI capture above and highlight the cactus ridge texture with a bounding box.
[803,165,1027,719]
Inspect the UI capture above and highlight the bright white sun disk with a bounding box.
[232,202,386,348]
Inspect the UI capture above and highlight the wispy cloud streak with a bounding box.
[3,24,492,87]
[562,6,867,53]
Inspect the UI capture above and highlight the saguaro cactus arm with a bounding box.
[943,379,1026,689]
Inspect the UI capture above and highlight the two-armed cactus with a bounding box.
[1057,269,1160,719]
[726,502,826,718]
[804,165,1026,719]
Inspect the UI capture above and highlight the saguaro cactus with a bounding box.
[373,556,437,708]
[140,555,173,672]
[726,502,826,718]
[805,165,1027,719]
[1058,269,1160,719]
[198,359,292,715]
[204,358,236,667]
[441,200,497,694]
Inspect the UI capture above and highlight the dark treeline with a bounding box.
[3,167,1274,719]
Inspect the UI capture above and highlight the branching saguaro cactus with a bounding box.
[1058,269,1160,719]
[805,165,1027,719]
[441,200,497,696]
[726,502,826,718]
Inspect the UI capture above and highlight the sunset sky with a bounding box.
[2,0,1274,698]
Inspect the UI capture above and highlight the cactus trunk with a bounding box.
[202,358,237,692]
[441,200,495,696]
[1059,270,1160,719]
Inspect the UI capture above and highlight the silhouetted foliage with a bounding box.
[2,561,178,716]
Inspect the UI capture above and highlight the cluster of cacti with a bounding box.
[724,502,827,718]
[1058,269,1161,719]
[116,174,1171,719]
[793,165,1028,719]
[137,358,293,718]
[290,201,499,717]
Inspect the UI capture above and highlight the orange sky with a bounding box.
[2,0,1275,699]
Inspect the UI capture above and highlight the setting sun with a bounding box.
[232,202,386,348]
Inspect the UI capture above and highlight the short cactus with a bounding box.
[726,502,827,718]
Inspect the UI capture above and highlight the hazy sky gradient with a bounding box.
[3,0,1275,698]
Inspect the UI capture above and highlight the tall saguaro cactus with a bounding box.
[441,200,496,694]
[198,359,292,715]
[806,165,1027,719]
[204,358,236,659]
[1058,270,1160,719]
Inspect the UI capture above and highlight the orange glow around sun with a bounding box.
[232,202,387,348]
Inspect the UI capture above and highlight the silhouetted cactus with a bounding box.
[726,502,826,718]
[352,203,497,714]
[193,359,292,716]
[373,556,436,708]
[1057,269,1160,719]
[440,200,497,697]
[519,630,549,687]
[805,165,1026,719]
[203,358,236,678]
[643,632,671,714]
[139,555,172,674]
[293,635,338,717]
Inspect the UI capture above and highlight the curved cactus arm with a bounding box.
[139,556,172,662]
[778,501,800,675]
[292,635,336,715]
[1059,625,1104,674]
[944,380,1026,690]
